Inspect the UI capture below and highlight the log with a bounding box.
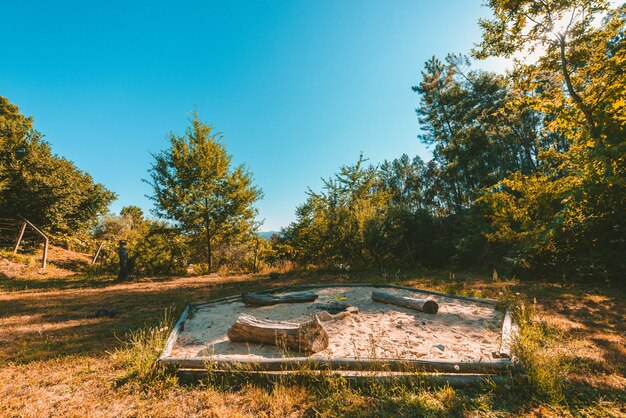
[227,314,329,354]
[371,291,439,314]
[249,283,498,305]
[242,291,318,306]
[161,355,516,374]
[175,369,511,388]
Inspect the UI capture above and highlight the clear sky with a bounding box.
[1,0,507,231]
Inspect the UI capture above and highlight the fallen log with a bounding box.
[162,355,516,374]
[371,291,439,314]
[242,291,318,306]
[227,314,329,354]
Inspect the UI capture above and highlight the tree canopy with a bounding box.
[276,2,625,283]
[146,115,262,272]
[0,96,116,238]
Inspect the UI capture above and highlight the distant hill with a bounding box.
[257,231,280,240]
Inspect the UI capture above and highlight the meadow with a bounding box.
[1,251,624,417]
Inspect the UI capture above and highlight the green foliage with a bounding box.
[513,302,568,403]
[146,114,262,272]
[279,155,460,270]
[280,155,392,269]
[92,205,190,276]
[478,3,626,281]
[0,97,116,237]
[278,3,624,284]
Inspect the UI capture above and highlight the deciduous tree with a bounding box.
[146,115,262,272]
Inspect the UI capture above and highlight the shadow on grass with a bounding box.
[0,274,313,365]
[0,272,118,292]
[1,270,625,416]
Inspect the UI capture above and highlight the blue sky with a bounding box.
[1,1,506,231]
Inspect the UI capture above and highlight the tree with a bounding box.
[474,0,610,139]
[476,2,626,281]
[0,96,116,238]
[413,55,546,213]
[146,115,262,272]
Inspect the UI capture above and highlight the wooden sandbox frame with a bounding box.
[158,283,522,386]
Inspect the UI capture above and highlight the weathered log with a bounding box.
[242,291,318,306]
[161,355,516,374]
[227,314,329,354]
[371,291,439,314]
[175,369,511,388]
[249,283,498,305]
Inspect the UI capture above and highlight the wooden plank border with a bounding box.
[159,305,190,361]
[175,368,511,388]
[160,356,517,374]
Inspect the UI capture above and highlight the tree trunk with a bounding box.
[403,238,416,266]
[204,198,213,273]
[253,238,259,273]
[371,291,439,314]
[206,225,213,273]
[242,291,319,307]
[558,34,597,137]
[227,314,329,354]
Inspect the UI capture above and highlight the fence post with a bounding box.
[42,235,49,270]
[13,221,27,254]
[92,242,104,264]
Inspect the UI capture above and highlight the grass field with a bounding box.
[0,262,624,417]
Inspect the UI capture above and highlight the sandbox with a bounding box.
[159,284,520,385]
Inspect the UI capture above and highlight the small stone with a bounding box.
[433,344,445,352]
[94,308,119,318]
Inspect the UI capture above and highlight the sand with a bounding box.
[170,286,504,362]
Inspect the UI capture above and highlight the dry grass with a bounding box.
[0,253,625,417]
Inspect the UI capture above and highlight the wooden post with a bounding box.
[13,221,27,254]
[42,235,49,270]
[495,309,515,359]
[92,242,104,264]
[118,240,129,280]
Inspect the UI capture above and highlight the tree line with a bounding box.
[278,0,625,283]
[1,100,263,275]
[1,0,623,283]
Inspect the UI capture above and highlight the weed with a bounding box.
[109,308,177,387]
[512,301,568,404]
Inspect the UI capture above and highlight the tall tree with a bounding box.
[474,0,610,139]
[476,2,626,281]
[413,56,541,214]
[146,115,262,272]
[0,96,115,237]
